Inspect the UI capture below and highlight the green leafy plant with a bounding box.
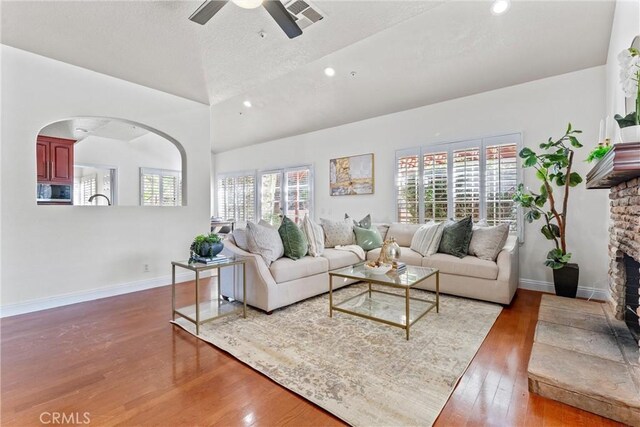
[190,233,222,258]
[585,144,613,163]
[512,123,584,269]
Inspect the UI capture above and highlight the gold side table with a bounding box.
[171,257,246,334]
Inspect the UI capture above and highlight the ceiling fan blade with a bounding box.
[262,0,302,39]
[189,0,228,25]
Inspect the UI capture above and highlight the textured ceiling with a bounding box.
[1,1,615,152]
[1,0,443,104]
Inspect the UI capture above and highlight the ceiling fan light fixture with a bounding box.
[232,0,264,9]
[491,0,510,15]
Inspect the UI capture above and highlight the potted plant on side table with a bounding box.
[190,232,224,263]
[513,123,585,298]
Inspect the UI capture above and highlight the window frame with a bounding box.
[139,167,182,207]
[395,133,523,240]
[257,164,314,225]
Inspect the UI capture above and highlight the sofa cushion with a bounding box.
[302,215,325,257]
[366,247,423,266]
[320,217,354,247]
[322,248,362,270]
[422,253,498,280]
[373,223,389,241]
[246,221,284,266]
[353,226,383,251]
[468,223,510,261]
[386,223,423,247]
[232,228,249,251]
[278,216,308,260]
[438,217,473,258]
[269,256,329,283]
[410,221,445,256]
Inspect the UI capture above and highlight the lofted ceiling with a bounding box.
[2,1,615,152]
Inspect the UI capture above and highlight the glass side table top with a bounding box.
[329,263,438,287]
[171,255,246,271]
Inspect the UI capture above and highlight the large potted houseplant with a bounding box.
[513,124,584,298]
[615,44,640,142]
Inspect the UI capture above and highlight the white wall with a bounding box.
[215,66,610,294]
[1,46,211,312]
[73,133,181,205]
[606,0,640,139]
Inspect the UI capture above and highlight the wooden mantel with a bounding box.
[586,142,640,189]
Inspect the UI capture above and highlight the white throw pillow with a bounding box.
[246,221,284,266]
[302,215,325,257]
[410,222,445,256]
[468,223,510,261]
[320,217,354,248]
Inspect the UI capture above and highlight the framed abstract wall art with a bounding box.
[329,153,374,196]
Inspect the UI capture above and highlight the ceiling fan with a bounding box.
[189,0,303,39]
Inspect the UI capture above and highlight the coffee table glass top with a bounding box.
[329,263,438,287]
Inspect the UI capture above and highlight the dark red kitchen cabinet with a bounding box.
[36,136,75,184]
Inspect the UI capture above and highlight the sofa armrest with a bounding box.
[496,235,519,304]
[220,238,276,312]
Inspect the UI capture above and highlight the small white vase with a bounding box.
[620,125,640,143]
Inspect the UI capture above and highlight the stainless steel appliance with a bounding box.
[37,183,72,204]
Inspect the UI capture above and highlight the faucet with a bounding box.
[88,193,112,206]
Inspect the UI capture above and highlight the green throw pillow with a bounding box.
[438,216,473,258]
[278,216,308,260]
[354,226,383,251]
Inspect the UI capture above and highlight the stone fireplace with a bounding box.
[608,177,640,344]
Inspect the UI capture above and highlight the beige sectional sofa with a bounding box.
[219,223,519,313]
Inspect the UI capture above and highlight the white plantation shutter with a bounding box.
[452,146,481,221]
[396,150,420,224]
[485,140,518,230]
[423,152,448,222]
[140,168,181,206]
[258,166,313,226]
[260,172,282,226]
[395,134,521,237]
[285,168,311,224]
[216,173,256,225]
[80,174,97,205]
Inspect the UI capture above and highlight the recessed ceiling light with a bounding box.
[491,0,510,15]
[324,67,336,77]
[243,100,252,108]
[75,128,88,133]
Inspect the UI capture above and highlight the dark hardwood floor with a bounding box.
[1,280,622,426]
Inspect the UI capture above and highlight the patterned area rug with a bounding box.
[173,283,502,426]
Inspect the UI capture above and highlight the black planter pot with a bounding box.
[197,242,224,258]
[553,263,579,298]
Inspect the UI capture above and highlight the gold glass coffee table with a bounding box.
[329,263,439,340]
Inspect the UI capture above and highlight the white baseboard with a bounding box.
[0,271,213,318]
[519,279,610,302]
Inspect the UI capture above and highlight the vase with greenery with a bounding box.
[190,232,223,261]
[615,46,640,142]
[512,123,584,297]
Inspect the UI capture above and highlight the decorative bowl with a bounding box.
[363,263,392,274]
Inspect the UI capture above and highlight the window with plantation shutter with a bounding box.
[452,146,481,221]
[140,168,182,206]
[423,152,448,222]
[258,166,313,226]
[79,174,97,205]
[485,139,518,230]
[396,151,420,224]
[395,133,522,239]
[216,173,256,225]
